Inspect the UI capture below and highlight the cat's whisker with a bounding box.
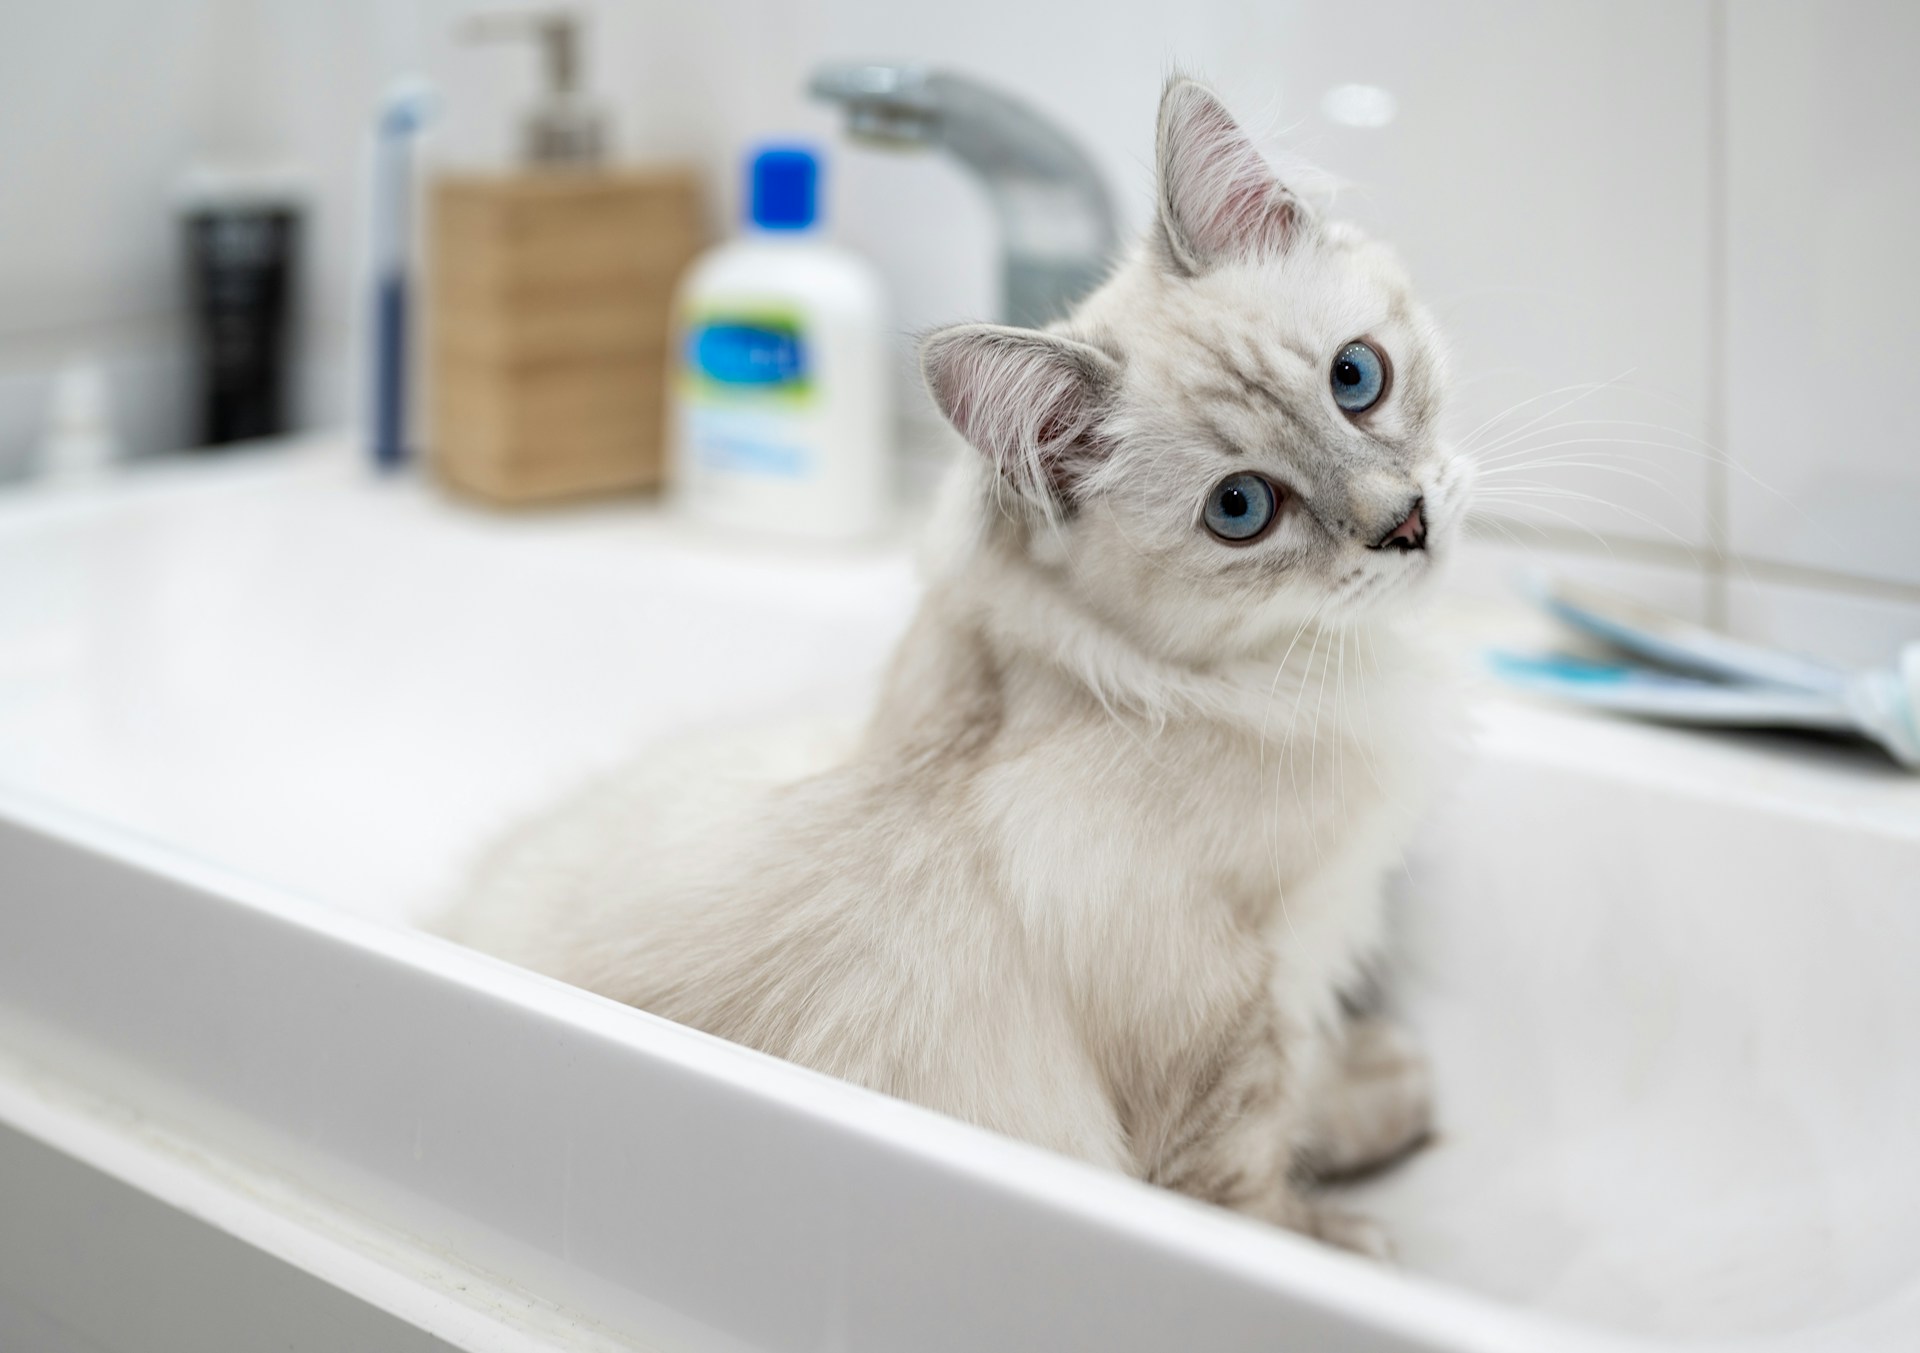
[1332,627,1350,822]
[1471,427,1808,526]
[1272,639,1320,924]
[1336,622,1383,805]
[1476,433,1729,471]
[1452,377,1623,450]
[1360,623,1388,792]
[1475,438,1703,471]
[1259,594,1335,751]
[1477,458,1671,493]
[1473,494,1620,556]
[1461,372,1652,459]
[1469,511,1550,550]
[1456,371,1634,459]
[1259,594,1337,944]
[1473,482,1706,560]
[1488,421,1791,499]
[1468,414,1784,491]
[1477,415,1725,455]
[1306,623,1341,859]
[1479,458,1694,499]
[1474,460,1705,525]
[1284,625,1334,826]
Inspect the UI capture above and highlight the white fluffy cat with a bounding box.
[442,77,1471,1254]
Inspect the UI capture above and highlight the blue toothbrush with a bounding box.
[371,79,436,472]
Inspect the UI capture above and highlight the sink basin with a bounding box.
[3,440,1916,1351]
[1362,705,1920,1348]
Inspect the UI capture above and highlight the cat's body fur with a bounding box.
[442,79,1470,1251]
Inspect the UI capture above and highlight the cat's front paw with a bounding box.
[1307,1205,1394,1261]
[1300,1015,1434,1181]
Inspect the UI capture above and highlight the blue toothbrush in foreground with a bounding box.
[370,79,436,473]
[1492,577,1920,771]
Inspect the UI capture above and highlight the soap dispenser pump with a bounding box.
[462,9,606,168]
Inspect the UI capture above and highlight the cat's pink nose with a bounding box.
[1373,498,1427,552]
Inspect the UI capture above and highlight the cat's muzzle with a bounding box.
[1371,497,1427,552]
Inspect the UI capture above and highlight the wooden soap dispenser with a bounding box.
[428,10,706,504]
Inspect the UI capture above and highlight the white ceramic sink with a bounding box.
[1362,706,1920,1348]
[2,440,1916,1352]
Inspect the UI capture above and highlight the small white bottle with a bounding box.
[671,146,889,541]
[37,357,122,483]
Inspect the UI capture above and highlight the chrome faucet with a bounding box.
[808,63,1119,329]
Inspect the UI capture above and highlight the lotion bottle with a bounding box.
[672,147,889,541]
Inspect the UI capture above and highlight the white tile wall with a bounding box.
[1729,578,1920,670]
[3,0,1917,667]
[1724,0,1920,592]
[0,0,402,476]
[0,3,218,339]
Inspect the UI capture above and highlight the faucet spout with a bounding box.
[809,63,1119,329]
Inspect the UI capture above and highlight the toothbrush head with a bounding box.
[380,79,439,139]
[1846,644,1920,771]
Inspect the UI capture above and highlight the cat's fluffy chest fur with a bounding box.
[443,77,1466,1251]
[866,555,1449,1170]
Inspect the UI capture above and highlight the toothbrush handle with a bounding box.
[372,271,408,471]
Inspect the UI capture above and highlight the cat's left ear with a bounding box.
[922,323,1120,510]
[1156,77,1305,275]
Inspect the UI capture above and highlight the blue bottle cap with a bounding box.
[749,146,819,231]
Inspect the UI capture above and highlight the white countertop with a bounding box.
[2,437,1911,923]
[0,439,920,918]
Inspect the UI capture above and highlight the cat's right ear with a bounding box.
[921,323,1120,510]
[1156,77,1303,275]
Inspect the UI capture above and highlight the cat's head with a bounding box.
[923,78,1471,665]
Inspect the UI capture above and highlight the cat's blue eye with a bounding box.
[1331,340,1387,414]
[1203,473,1277,542]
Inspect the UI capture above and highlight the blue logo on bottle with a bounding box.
[690,320,808,390]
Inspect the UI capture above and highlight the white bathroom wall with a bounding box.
[2,0,1915,665]
[0,0,450,468]
[0,1,225,467]
[1721,0,1920,657]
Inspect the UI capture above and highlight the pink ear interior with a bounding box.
[1160,83,1295,267]
[923,327,1114,506]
